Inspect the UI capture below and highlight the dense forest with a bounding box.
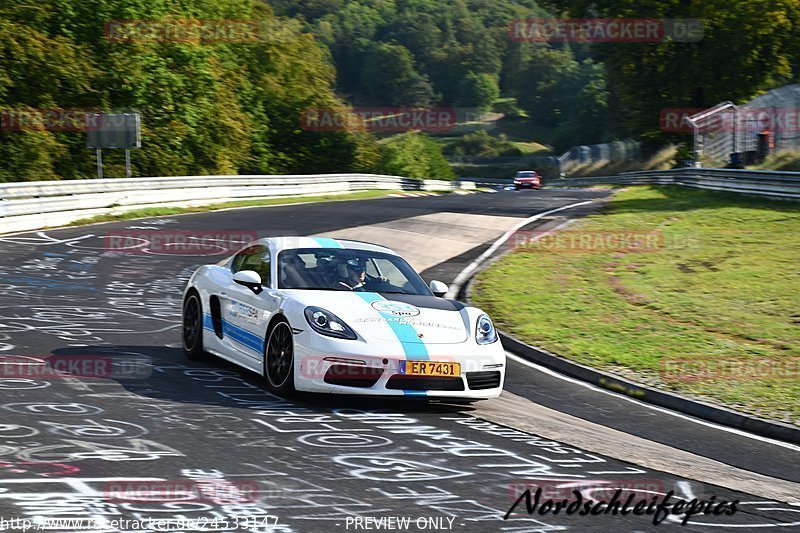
[1,0,799,181]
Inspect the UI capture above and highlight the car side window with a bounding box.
[370,258,409,290]
[232,245,270,286]
[366,258,379,277]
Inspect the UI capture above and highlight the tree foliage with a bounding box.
[443,130,521,157]
[377,132,455,179]
[360,43,436,107]
[3,0,800,181]
[271,0,615,149]
[0,0,381,181]
[556,0,800,143]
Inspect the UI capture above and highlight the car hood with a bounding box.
[286,291,469,344]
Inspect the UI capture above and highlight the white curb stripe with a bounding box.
[445,200,595,298]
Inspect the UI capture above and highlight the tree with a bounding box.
[513,47,579,128]
[360,43,437,107]
[0,13,97,180]
[560,0,800,141]
[455,72,500,109]
[0,0,385,181]
[377,131,454,179]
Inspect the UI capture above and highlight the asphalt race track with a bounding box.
[0,189,798,532]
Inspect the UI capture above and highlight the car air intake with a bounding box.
[324,365,383,388]
[466,371,502,390]
[386,376,465,391]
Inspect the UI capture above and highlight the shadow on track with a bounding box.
[50,344,482,415]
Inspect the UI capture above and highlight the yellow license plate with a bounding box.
[400,361,461,377]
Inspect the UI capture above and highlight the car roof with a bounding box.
[248,237,397,255]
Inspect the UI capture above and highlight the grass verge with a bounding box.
[472,185,799,425]
[567,145,678,177]
[750,150,800,171]
[510,141,552,156]
[67,189,413,226]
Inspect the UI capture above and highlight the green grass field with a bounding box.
[472,186,800,425]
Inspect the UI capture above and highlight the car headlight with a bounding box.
[304,306,357,340]
[476,314,498,345]
[513,180,521,184]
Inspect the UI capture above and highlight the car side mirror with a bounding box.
[233,270,263,294]
[429,280,448,298]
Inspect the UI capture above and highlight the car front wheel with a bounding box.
[264,319,296,395]
[182,291,207,360]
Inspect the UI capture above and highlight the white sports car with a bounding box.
[181,237,505,399]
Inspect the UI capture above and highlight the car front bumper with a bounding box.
[293,332,506,399]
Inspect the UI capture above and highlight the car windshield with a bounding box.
[517,171,536,177]
[278,248,432,295]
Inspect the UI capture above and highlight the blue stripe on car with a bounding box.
[354,292,429,397]
[311,237,343,248]
[203,314,264,353]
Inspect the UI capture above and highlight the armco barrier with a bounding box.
[3,167,798,235]
[467,167,800,200]
[544,167,800,200]
[0,174,471,234]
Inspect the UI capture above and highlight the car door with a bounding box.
[222,245,279,370]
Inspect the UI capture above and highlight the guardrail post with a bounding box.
[96,149,103,179]
[692,124,702,168]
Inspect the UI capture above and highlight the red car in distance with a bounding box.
[513,170,540,190]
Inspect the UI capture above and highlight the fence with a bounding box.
[558,139,640,174]
[446,139,641,178]
[0,174,474,235]
[695,84,800,164]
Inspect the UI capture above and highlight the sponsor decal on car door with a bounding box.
[220,291,268,362]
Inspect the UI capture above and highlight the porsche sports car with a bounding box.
[182,237,505,399]
[513,170,541,190]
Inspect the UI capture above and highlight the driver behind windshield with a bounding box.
[334,257,388,291]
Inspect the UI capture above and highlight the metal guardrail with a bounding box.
[464,168,800,199]
[0,174,474,234]
[546,168,800,200]
[2,167,796,235]
[558,139,640,174]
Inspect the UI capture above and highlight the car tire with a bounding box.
[182,291,207,361]
[515,185,520,190]
[264,318,296,396]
